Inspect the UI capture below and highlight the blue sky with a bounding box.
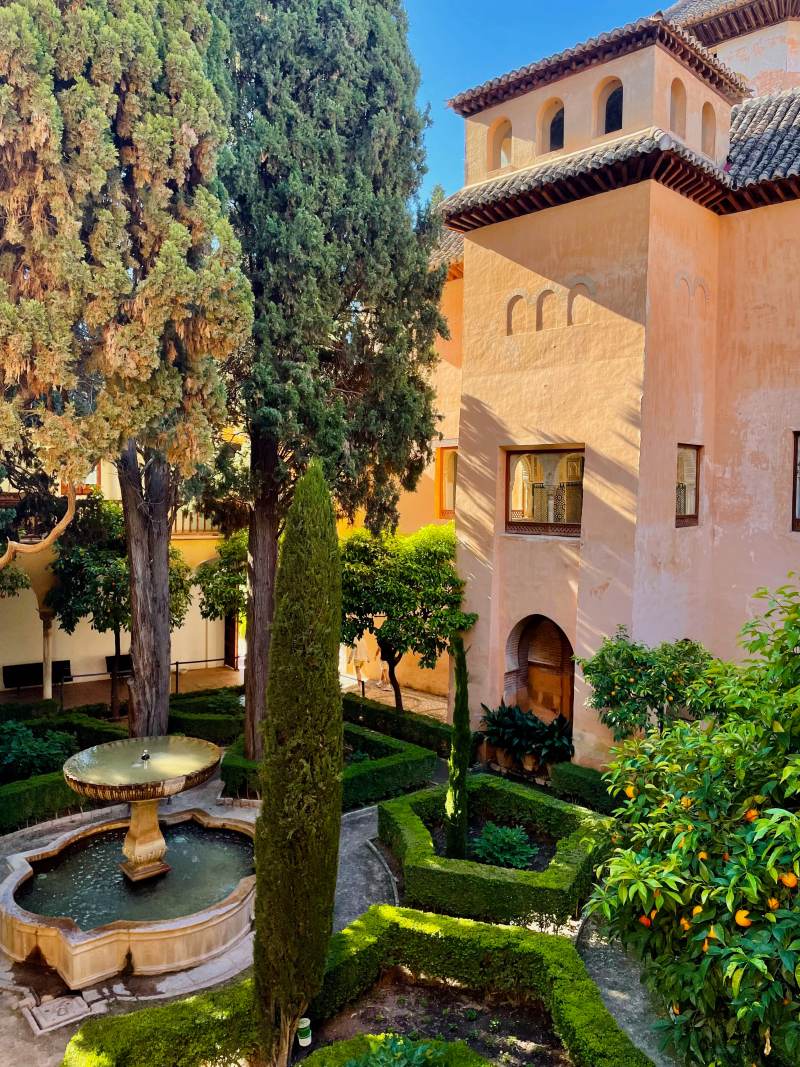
[404,0,647,200]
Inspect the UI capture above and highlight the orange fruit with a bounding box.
[723,852,731,861]
[768,898,780,911]
[708,925,718,939]
[650,909,658,920]
[744,808,759,822]
[672,1004,681,1015]
[735,909,752,928]
[680,797,693,809]
[698,851,709,861]
[702,938,709,953]
[680,917,692,932]
[639,915,652,928]
[692,905,703,916]
[780,872,798,889]
[624,785,636,799]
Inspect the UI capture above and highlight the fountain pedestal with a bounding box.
[120,800,170,881]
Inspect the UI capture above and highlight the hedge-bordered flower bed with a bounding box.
[221,723,437,810]
[303,1035,490,1065]
[62,906,652,1067]
[343,692,482,760]
[378,775,612,924]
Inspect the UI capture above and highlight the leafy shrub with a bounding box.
[0,721,76,784]
[577,627,711,740]
[379,776,612,924]
[480,702,573,765]
[590,581,800,1067]
[64,906,651,1067]
[305,1035,488,1066]
[471,822,537,870]
[343,1035,445,1067]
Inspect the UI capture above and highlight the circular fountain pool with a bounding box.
[15,821,253,930]
[0,811,256,990]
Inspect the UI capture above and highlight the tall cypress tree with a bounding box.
[0,0,252,734]
[253,462,342,1067]
[212,0,446,758]
[445,635,471,859]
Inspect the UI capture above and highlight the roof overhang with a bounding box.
[673,0,800,48]
[442,130,800,232]
[448,17,748,117]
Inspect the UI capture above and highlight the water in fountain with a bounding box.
[15,822,253,930]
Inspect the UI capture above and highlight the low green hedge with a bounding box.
[0,771,93,833]
[343,692,464,759]
[167,708,244,745]
[303,1035,490,1066]
[378,775,612,925]
[29,714,128,749]
[169,686,243,713]
[221,723,436,810]
[63,906,652,1067]
[549,762,617,815]
[0,698,59,723]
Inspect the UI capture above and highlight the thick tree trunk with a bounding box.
[110,626,121,720]
[244,430,280,761]
[118,444,173,738]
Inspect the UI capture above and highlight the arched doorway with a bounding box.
[504,615,574,723]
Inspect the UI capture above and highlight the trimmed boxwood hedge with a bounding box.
[0,771,94,833]
[378,775,612,925]
[303,1035,490,1066]
[0,698,59,723]
[343,692,471,759]
[549,761,617,815]
[167,708,243,745]
[62,906,653,1067]
[221,723,436,810]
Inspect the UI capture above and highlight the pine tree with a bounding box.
[445,635,471,860]
[253,462,342,1067]
[0,0,252,733]
[211,0,446,758]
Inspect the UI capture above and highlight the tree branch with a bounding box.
[0,483,76,570]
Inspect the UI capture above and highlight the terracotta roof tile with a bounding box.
[730,87,800,184]
[664,0,751,23]
[448,16,748,116]
[663,0,800,45]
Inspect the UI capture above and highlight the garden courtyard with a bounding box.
[1,0,800,1064]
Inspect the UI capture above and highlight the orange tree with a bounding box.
[589,585,800,1067]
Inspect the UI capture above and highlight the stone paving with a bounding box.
[0,779,396,1066]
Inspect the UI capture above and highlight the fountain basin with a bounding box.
[0,810,255,990]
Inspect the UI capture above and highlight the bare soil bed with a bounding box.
[294,972,571,1066]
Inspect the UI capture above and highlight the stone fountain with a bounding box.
[63,736,222,881]
[0,735,256,989]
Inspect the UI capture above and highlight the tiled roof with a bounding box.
[448,16,748,117]
[663,0,800,45]
[431,228,464,269]
[730,87,800,184]
[442,129,731,221]
[442,96,800,231]
[664,0,751,22]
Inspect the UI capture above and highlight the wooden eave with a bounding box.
[684,0,800,47]
[444,149,799,233]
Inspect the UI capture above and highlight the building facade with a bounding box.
[0,462,228,698]
[405,0,800,765]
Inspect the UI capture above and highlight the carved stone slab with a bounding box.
[24,995,91,1035]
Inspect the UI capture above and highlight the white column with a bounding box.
[41,612,53,699]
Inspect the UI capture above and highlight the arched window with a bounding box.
[670,78,687,138]
[489,119,513,170]
[597,79,624,135]
[538,99,565,153]
[702,102,716,158]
